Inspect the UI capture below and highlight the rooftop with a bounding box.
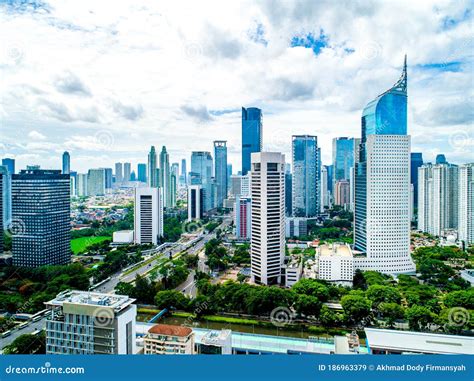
[148,324,193,337]
[45,290,135,312]
[319,243,352,257]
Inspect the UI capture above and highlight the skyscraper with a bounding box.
[226,164,232,194]
[250,152,285,285]
[410,152,423,209]
[354,56,415,274]
[0,172,3,253]
[1,158,15,175]
[137,163,147,183]
[102,168,113,189]
[148,146,158,188]
[159,146,171,208]
[123,162,131,182]
[291,135,320,217]
[171,162,179,208]
[87,169,106,196]
[235,196,251,240]
[436,154,447,165]
[181,159,187,185]
[242,107,262,175]
[332,137,354,184]
[191,151,213,212]
[77,173,88,196]
[62,151,70,174]
[459,163,474,245]
[320,165,329,212]
[214,141,228,208]
[187,184,204,221]
[334,180,350,207]
[0,166,11,227]
[115,162,123,183]
[12,169,70,267]
[134,187,163,244]
[418,163,459,236]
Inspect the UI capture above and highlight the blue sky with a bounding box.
[0,0,472,173]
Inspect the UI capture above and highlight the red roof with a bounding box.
[148,324,192,337]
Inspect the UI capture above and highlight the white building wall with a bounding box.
[134,187,163,245]
[459,164,474,244]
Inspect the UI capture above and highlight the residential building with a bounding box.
[45,290,136,354]
[334,180,350,207]
[353,56,415,273]
[148,146,158,187]
[87,168,106,196]
[11,169,70,267]
[214,141,228,208]
[144,324,195,355]
[137,163,147,183]
[123,162,131,183]
[77,173,88,197]
[62,151,70,174]
[242,107,262,175]
[188,184,204,221]
[134,187,163,244]
[250,152,285,285]
[102,168,112,189]
[292,135,320,217]
[235,196,251,240]
[418,163,459,236]
[317,243,354,285]
[458,163,474,245]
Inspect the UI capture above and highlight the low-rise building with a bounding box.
[283,257,302,287]
[144,324,195,355]
[285,217,308,238]
[113,230,134,244]
[317,243,354,285]
[196,329,232,354]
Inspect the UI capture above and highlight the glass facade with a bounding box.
[292,135,320,217]
[410,153,423,208]
[191,151,213,211]
[332,137,354,183]
[242,107,262,175]
[214,141,228,208]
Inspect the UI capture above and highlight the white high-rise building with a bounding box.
[187,184,203,221]
[320,165,328,213]
[77,173,88,196]
[250,152,285,285]
[45,290,136,354]
[241,174,250,197]
[134,187,163,244]
[418,163,459,237]
[115,162,123,183]
[459,163,474,245]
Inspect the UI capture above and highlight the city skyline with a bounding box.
[1,1,472,173]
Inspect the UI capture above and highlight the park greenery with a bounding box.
[2,332,46,354]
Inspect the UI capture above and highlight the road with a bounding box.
[0,316,46,350]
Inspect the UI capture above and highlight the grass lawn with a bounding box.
[71,236,110,254]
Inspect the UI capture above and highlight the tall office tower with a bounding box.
[250,152,285,285]
[459,163,474,245]
[351,138,361,212]
[123,162,131,182]
[134,187,163,244]
[62,151,70,174]
[171,162,179,207]
[334,180,350,207]
[436,154,447,165]
[0,172,3,253]
[191,151,213,212]
[410,152,423,209]
[102,168,113,189]
[11,169,70,267]
[230,175,243,197]
[87,168,106,196]
[181,159,187,185]
[115,162,123,183]
[187,184,204,221]
[77,173,88,196]
[291,135,319,217]
[332,137,354,184]
[285,169,292,217]
[159,146,171,208]
[226,164,232,193]
[242,107,262,175]
[2,158,15,175]
[137,163,147,183]
[235,196,251,240]
[0,166,11,226]
[354,56,415,274]
[214,141,228,208]
[418,163,459,236]
[326,164,334,195]
[320,165,329,212]
[148,146,158,187]
[130,171,136,182]
[69,175,76,197]
[45,290,136,354]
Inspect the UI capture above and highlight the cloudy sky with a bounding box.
[0,0,472,174]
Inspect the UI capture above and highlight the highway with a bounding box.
[0,316,46,350]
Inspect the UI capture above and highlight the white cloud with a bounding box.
[27,130,47,140]
[0,0,472,173]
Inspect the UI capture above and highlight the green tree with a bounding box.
[341,294,372,325]
[378,302,405,328]
[292,279,329,301]
[319,305,342,327]
[444,290,474,309]
[294,294,322,317]
[154,290,189,310]
[405,305,436,331]
[353,269,367,290]
[366,285,401,307]
[3,332,45,354]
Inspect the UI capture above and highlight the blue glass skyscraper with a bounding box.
[137,163,147,183]
[214,141,228,208]
[2,158,15,175]
[332,137,354,182]
[242,107,262,175]
[191,151,213,212]
[410,152,423,208]
[62,151,70,174]
[292,135,320,217]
